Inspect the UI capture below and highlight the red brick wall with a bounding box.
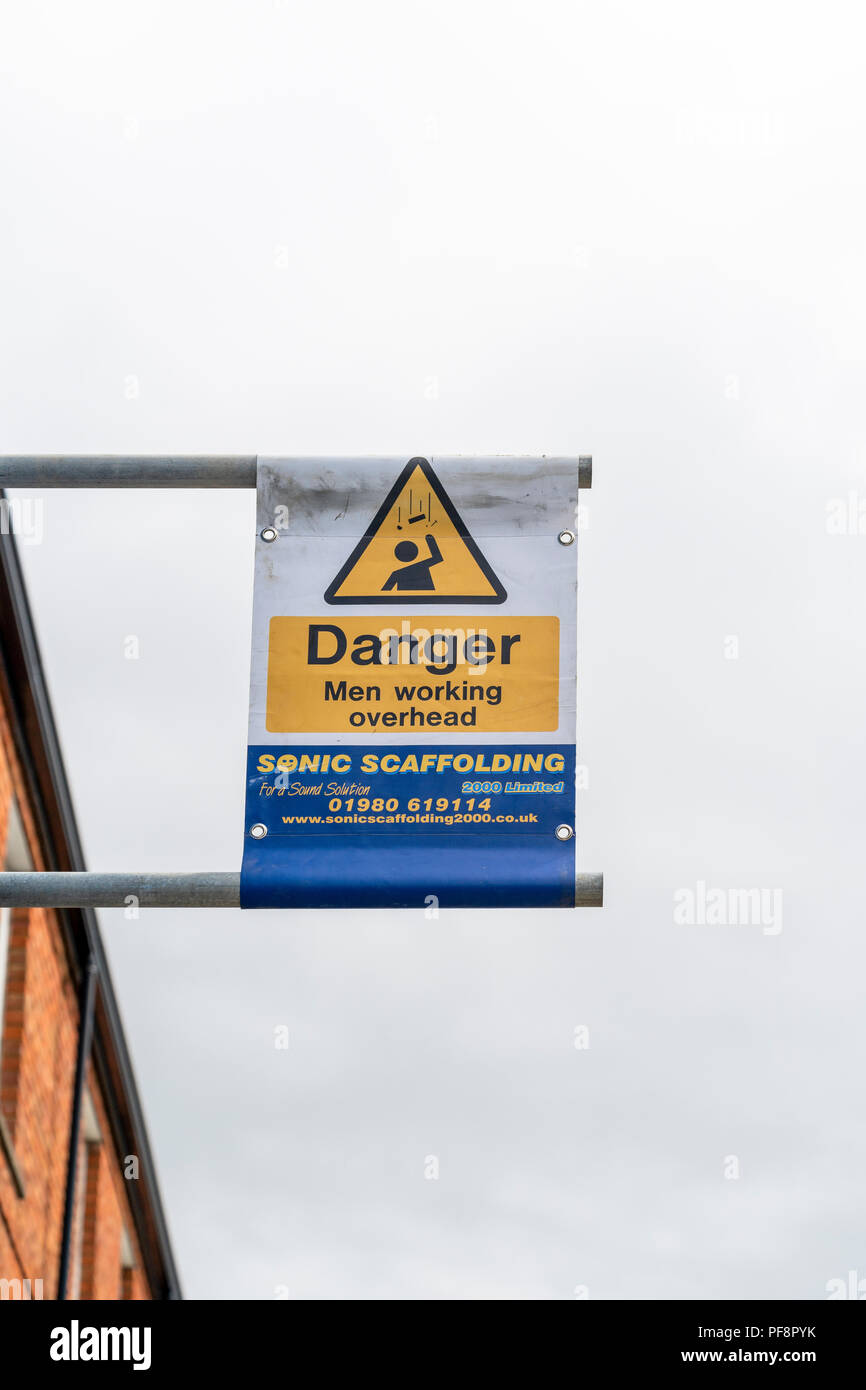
[0,699,153,1300]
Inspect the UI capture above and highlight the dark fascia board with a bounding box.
[0,506,182,1299]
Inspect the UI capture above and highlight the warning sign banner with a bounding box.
[241,456,581,909]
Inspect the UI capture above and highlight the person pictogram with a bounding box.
[382,533,443,592]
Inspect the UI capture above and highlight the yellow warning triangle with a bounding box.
[324,458,507,605]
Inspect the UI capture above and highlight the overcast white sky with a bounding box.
[3,0,865,1298]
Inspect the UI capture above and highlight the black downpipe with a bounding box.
[57,955,97,1300]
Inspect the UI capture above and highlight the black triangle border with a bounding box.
[324,457,507,605]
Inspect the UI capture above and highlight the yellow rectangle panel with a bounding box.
[266,616,560,733]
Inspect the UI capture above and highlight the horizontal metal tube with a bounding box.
[0,457,257,488]
[0,872,241,907]
[574,873,604,907]
[0,456,592,488]
[0,870,603,908]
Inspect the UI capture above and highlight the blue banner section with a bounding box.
[240,744,576,908]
